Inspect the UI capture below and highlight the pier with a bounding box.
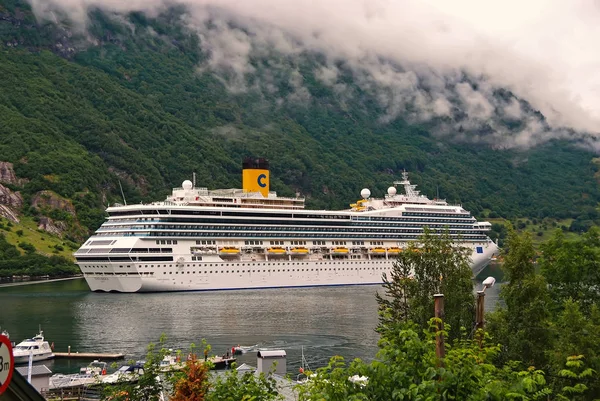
[54,349,125,360]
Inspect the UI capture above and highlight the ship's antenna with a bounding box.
[436,185,439,200]
[193,172,196,189]
[118,180,127,206]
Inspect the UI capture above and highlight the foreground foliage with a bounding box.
[296,318,591,400]
[488,229,600,399]
[377,229,475,340]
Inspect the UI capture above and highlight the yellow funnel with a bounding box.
[242,158,269,197]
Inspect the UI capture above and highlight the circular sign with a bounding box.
[0,335,14,395]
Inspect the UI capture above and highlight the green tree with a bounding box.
[377,229,475,340]
[539,228,600,314]
[547,300,600,398]
[487,230,552,368]
[296,316,588,400]
[206,367,283,401]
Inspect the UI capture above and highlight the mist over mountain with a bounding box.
[1,0,600,239]
[25,0,600,150]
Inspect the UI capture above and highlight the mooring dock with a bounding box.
[54,351,125,360]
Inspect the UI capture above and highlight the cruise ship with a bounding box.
[75,158,498,293]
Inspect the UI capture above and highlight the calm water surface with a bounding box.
[0,277,500,375]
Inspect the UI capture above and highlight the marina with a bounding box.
[0,275,502,378]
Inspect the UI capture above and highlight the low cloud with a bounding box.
[25,0,600,149]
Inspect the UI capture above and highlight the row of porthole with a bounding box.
[85,259,394,269]
[164,266,390,274]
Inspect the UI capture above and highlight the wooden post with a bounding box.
[434,294,445,365]
[476,291,485,330]
[475,290,485,347]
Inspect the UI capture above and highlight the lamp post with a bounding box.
[475,277,496,346]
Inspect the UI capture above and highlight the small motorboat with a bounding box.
[232,345,255,355]
[49,360,108,389]
[159,349,185,372]
[13,330,55,364]
[102,361,145,384]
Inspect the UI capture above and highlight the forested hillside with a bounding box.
[0,0,599,247]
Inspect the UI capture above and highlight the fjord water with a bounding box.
[0,278,500,374]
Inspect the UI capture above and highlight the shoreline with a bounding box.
[0,276,83,288]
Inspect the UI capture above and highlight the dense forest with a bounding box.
[0,0,599,256]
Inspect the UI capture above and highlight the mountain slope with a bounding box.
[0,0,599,243]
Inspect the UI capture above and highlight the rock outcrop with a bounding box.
[0,183,23,223]
[31,190,76,216]
[0,161,27,186]
[36,216,68,236]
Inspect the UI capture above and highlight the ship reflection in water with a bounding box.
[0,276,501,374]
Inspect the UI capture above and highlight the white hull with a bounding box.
[13,352,54,365]
[81,243,498,293]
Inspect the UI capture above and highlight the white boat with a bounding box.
[13,330,55,364]
[233,345,256,355]
[159,349,185,371]
[102,361,145,384]
[49,360,108,389]
[75,158,499,293]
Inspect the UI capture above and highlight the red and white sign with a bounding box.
[0,335,14,395]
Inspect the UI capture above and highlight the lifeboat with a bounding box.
[267,247,287,255]
[349,199,367,211]
[219,247,240,255]
[387,247,402,254]
[290,247,309,255]
[331,247,349,255]
[369,247,386,254]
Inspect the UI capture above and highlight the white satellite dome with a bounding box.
[182,180,193,190]
[360,188,371,199]
[387,186,397,196]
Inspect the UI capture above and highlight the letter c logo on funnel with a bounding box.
[257,174,267,188]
